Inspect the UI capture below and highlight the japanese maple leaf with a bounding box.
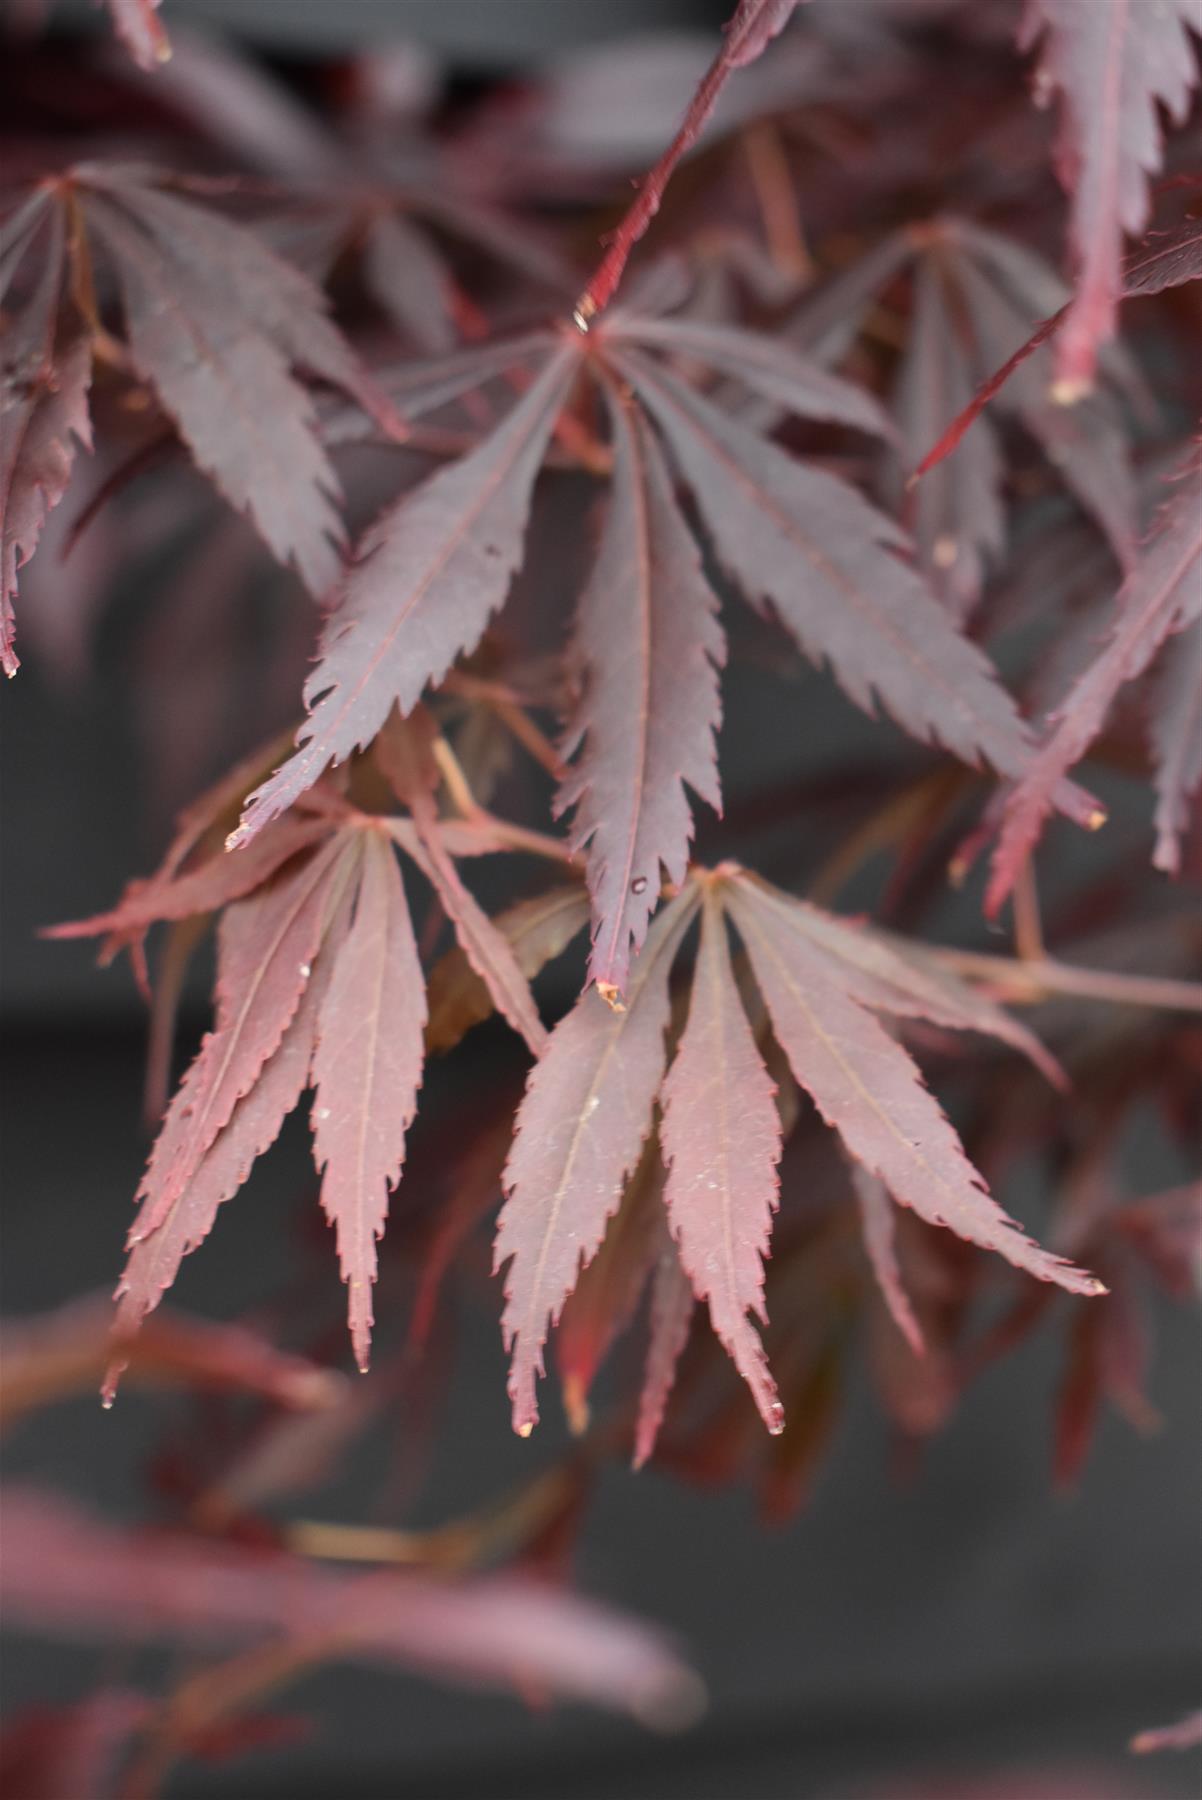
[989,442,1202,911]
[237,304,1088,999]
[791,218,1138,614]
[0,167,401,627]
[495,866,1100,1439]
[1020,0,1200,395]
[52,735,546,1385]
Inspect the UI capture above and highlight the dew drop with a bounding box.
[299,963,312,979]
[631,876,648,895]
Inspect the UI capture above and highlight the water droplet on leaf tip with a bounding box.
[299,963,311,979]
[631,876,648,894]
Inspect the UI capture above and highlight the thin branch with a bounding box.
[574,0,805,323]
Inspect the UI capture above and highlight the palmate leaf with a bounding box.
[78,168,402,597]
[797,220,1137,602]
[0,200,92,677]
[60,782,546,1382]
[989,444,1202,911]
[234,289,1098,990]
[558,385,724,998]
[497,866,1099,1438]
[0,169,402,613]
[1020,0,1200,395]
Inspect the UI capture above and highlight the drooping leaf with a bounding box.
[558,386,724,998]
[633,1233,695,1469]
[0,201,92,677]
[1150,617,1202,875]
[990,445,1202,911]
[495,883,701,1435]
[425,884,590,1054]
[659,888,783,1433]
[234,339,581,844]
[723,871,1104,1297]
[1020,0,1200,393]
[311,831,427,1372]
[617,351,1084,801]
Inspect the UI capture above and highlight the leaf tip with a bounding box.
[516,1419,535,1439]
[1050,374,1093,407]
[595,980,627,1013]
